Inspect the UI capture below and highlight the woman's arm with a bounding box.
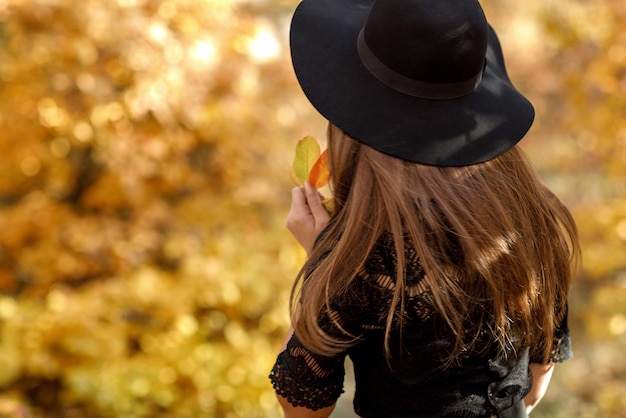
[524,362,555,414]
[275,183,336,417]
[276,395,336,418]
[275,327,337,418]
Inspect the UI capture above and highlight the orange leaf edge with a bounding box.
[309,149,330,189]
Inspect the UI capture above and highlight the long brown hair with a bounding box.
[291,123,579,364]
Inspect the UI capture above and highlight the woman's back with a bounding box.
[271,137,577,417]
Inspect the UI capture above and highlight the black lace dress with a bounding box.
[269,239,572,418]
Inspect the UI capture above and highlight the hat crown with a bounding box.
[362,0,488,84]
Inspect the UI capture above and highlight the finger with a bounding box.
[290,186,307,210]
[302,181,322,208]
[286,186,311,227]
[303,182,330,222]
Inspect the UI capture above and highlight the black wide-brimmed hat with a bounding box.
[290,0,535,166]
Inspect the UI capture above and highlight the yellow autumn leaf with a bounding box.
[292,136,320,184]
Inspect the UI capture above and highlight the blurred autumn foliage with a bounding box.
[0,0,623,417]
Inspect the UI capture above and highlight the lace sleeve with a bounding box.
[530,303,573,364]
[268,235,400,409]
[269,244,386,410]
[548,323,572,363]
[269,333,345,410]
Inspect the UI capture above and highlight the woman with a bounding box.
[270,0,580,417]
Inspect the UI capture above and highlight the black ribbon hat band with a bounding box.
[357,29,484,100]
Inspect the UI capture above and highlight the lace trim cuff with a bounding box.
[269,350,344,411]
[550,329,573,363]
[530,328,573,364]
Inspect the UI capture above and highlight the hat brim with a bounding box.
[290,0,535,166]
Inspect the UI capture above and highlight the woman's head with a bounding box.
[294,124,579,364]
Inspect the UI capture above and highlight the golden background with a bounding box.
[0,0,624,417]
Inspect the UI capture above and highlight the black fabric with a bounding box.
[497,399,529,418]
[269,238,572,417]
[270,345,345,410]
[289,0,535,166]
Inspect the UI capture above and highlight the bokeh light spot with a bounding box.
[50,137,71,158]
[20,156,41,177]
[247,26,280,63]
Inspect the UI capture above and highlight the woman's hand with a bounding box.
[285,182,330,254]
